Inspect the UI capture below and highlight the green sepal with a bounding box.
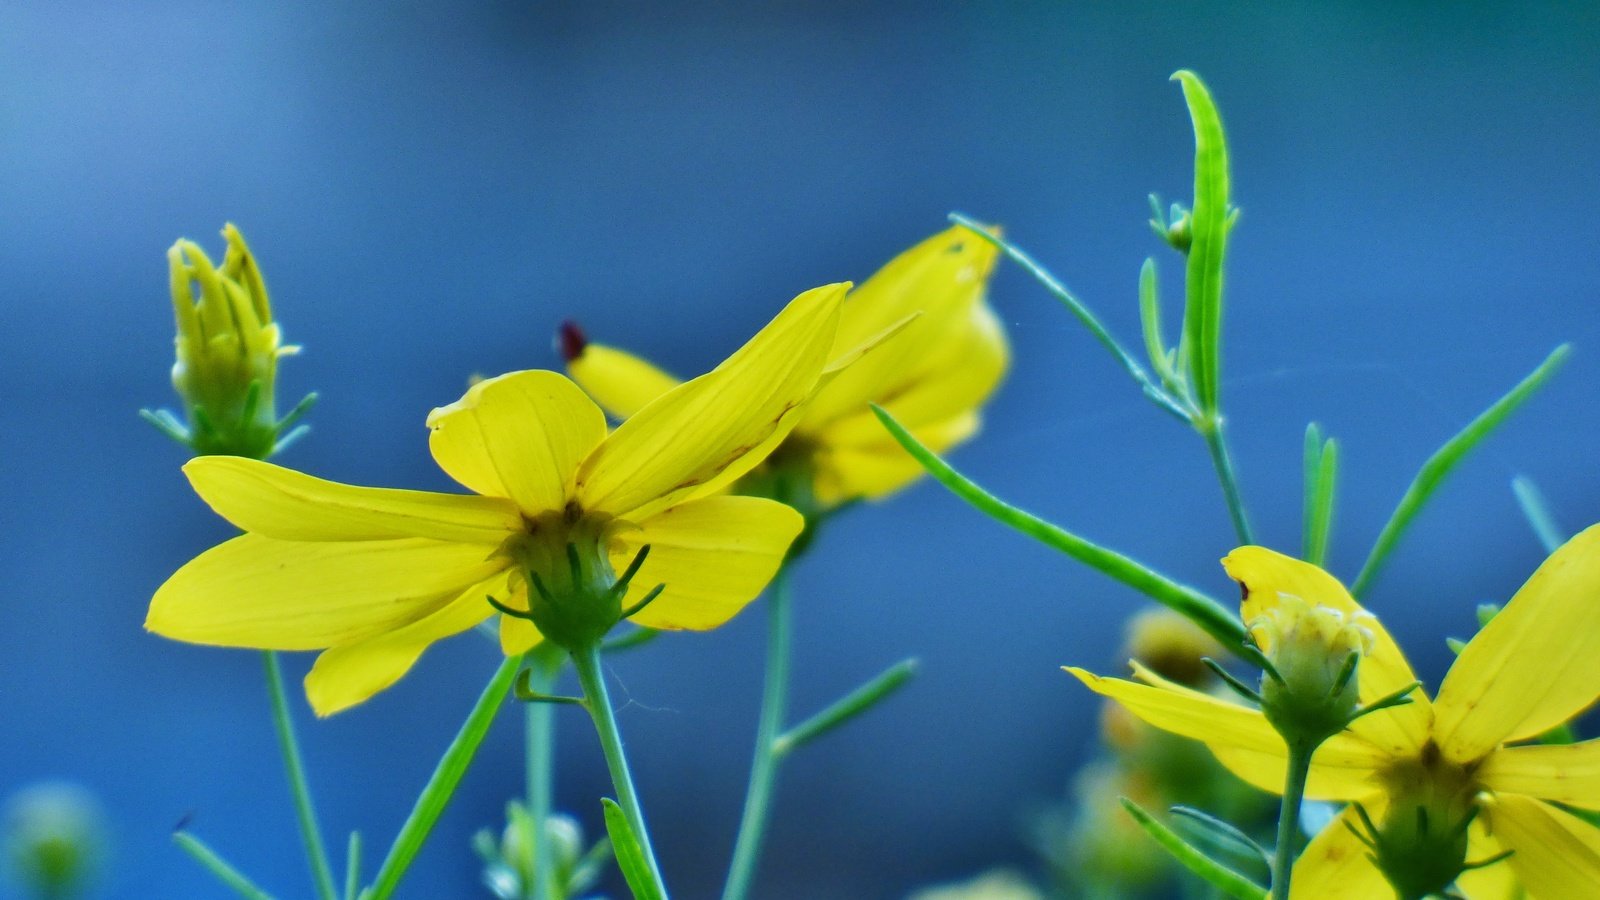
[601,798,664,900]
[873,404,1247,649]
[1120,799,1267,900]
[1512,475,1566,553]
[1169,806,1271,884]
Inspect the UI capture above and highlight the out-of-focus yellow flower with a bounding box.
[906,869,1042,900]
[1067,532,1600,899]
[148,284,864,715]
[144,224,313,459]
[564,226,1007,512]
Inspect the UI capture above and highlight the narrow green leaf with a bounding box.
[1172,70,1231,420]
[173,832,276,900]
[873,405,1246,648]
[1512,475,1566,553]
[1301,424,1338,567]
[366,656,520,900]
[1120,800,1267,900]
[774,658,918,755]
[1138,258,1181,392]
[1352,345,1571,596]
[343,833,361,900]
[948,211,1192,422]
[1170,806,1271,880]
[602,798,665,900]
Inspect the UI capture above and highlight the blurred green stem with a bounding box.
[721,567,793,900]
[570,643,668,897]
[263,650,338,900]
[523,647,565,900]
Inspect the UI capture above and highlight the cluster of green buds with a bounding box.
[141,224,315,460]
[1243,592,1376,746]
[473,803,610,900]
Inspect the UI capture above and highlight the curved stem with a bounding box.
[570,643,668,896]
[1200,419,1253,545]
[721,568,794,900]
[523,648,564,900]
[366,655,521,900]
[1271,741,1314,900]
[263,650,338,900]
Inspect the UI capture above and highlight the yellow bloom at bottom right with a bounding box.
[1069,526,1600,899]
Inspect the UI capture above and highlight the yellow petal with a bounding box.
[147,534,507,650]
[811,412,979,506]
[183,456,522,544]
[1222,546,1433,756]
[566,341,682,420]
[1069,663,1389,801]
[303,570,510,716]
[800,227,1000,429]
[1434,524,1600,762]
[1289,799,1395,900]
[427,370,607,516]
[607,496,803,631]
[577,283,846,520]
[1453,817,1520,899]
[1478,739,1600,810]
[1483,793,1600,898]
[816,299,1009,443]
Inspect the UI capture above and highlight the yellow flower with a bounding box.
[1068,530,1600,899]
[149,224,311,459]
[563,226,1008,510]
[148,284,859,716]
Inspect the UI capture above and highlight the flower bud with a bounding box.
[1125,608,1223,687]
[3,783,106,900]
[147,224,312,459]
[1248,592,1374,745]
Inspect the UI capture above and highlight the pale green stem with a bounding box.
[720,568,793,900]
[1270,742,1314,900]
[174,832,275,900]
[263,650,338,900]
[366,655,521,900]
[1200,419,1253,545]
[523,649,563,900]
[570,643,668,897]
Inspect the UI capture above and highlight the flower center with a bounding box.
[499,506,625,651]
[1358,742,1483,900]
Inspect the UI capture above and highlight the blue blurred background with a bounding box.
[3,3,1598,897]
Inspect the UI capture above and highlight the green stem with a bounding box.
[263,650,339,900]
[366,655,520,900]
[523,648,564,900]
[1200,420,1253,545]
[1270,742,1314,900]
[721,568,794,900]
[570,643,668,897]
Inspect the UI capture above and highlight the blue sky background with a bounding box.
[2,3,1598,898]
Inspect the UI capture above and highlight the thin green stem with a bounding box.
[721,568,794,900]
[523,648,564,900]
[262,650,338,900]
[570,643,668,897]
[1270,743,1314,900]
[1200,420,1253,545]
[366,655,521,900]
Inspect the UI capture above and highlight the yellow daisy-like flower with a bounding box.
[148,283,859,716]
[563,225,1008,509]
[1068,528,1600,899]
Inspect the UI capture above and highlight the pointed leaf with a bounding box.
[602,798,664,900]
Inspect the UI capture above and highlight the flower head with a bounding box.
[144,224,313,459]
[148,283,861,715]
[1067,530,1600,898]
[563,226,1007,515]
